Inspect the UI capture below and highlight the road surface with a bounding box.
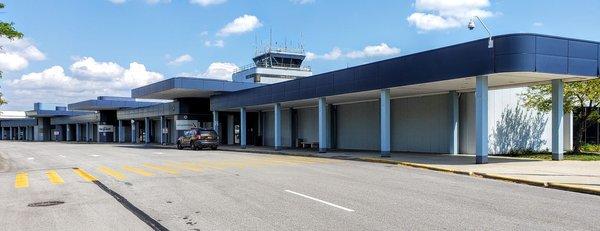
[0,141,598,230]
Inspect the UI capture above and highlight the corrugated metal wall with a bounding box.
[390,94,451,153]
[296,107,318,143]
[337,101,380,151]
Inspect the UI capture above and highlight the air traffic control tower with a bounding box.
[232,45,313,84]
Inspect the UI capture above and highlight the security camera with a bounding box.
[467,20,475,30]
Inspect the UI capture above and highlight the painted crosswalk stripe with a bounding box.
[98,166,126,181]
[143,164,178,175]
[46,170,64,185]
[72,168,97,182]
[167,162,202,172]
[15,172,28,188]
[123,166,154,177]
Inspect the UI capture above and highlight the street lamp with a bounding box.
[468,16,493,48]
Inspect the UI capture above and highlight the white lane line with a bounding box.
[58,155,66,158]
[89,154,100,157]
[27,157,35,160]
[154,152,164,155]
[284,190,355,212]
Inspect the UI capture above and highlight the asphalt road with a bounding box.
[0,141,599,231]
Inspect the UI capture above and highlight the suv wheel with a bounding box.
[176,142,183,150]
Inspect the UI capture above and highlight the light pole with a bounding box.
[468,16,493,48]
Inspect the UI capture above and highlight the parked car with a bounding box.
[177,128,219,150]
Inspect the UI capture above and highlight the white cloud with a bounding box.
[0,37,45,72]
[346,43,400,59]
[407,0,493,31]
[69,57,124,80]
[217,15,262,37]
[202,62,238,81]
[306,43,400,61]
[5,58,164,106]
[109,0,126,4]
[167,54,193,66]
[180,62,238,81]
[189,0,226,6]
[204,40,225,48]
[533,22,543,27]
[117,62,164,89]
[291,0,315,4]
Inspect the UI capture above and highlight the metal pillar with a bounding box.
[0,127,3,140]
[318,98,328,153]
[9,127,13,140]
[86,123,90,142]
[76,124,81,142]
[118,120,124,143]
[131,121,137,143]
[240,107,246,149]
[144,117,150,144]
[66,125,71,141]
[380,90,391,157]
[212,111,219,134]
[475,76,489,164]
[552,79,564,161]
[274,103,282,150]
[160,116,165,145]
[449,91,459,154]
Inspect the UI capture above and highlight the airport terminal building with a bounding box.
[1,34,599,164]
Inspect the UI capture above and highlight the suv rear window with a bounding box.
[199,130,217,137]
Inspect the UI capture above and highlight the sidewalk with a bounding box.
[219,145,600,195]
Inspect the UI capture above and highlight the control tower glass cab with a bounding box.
[232,49,313,84]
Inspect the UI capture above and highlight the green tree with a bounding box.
[521,79,600,153]
[0,2,24,105]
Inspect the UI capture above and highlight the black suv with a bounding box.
[176,128,219,150]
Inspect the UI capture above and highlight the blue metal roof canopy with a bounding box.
[25,103,91,118]
[131,77,263,100]
[210,34,600,111]
[68,96,160,111]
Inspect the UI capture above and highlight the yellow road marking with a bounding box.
[45,170,64,185]
[15,172,28,188]
[123,166,154,177]
[143,164,178,175]
[72,168,97,182]
[167,162,202,172]
[98,166,126,181]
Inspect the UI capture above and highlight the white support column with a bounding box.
[274,103,282,150]
[475,76,489,164]
[212,111,219,135]
[552,79,564,161]
[160,116,165,145]
[76,124,81,142]
[380,89,391,157]
[86,123,90,142]
[240,107,246,149]
[118,120,124,143]
[66,125,71,141]
[318,97,328,153]
[144,117,150,144]
[449,91,459,155]
[9,127,13,140]
[96,123,100,143]
[131,121,137,143]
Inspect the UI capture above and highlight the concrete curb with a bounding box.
[547,183,600,196]
[218,148,600,196]
[473,172,548,187]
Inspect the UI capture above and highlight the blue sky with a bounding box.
[1,0,599,110]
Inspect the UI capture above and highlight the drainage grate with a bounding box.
[28,201,65,207]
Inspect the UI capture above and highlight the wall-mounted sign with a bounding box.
[53,131,60,136]
[162,128,169,134]
[175,120,198,130]
[98,125,114,133]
